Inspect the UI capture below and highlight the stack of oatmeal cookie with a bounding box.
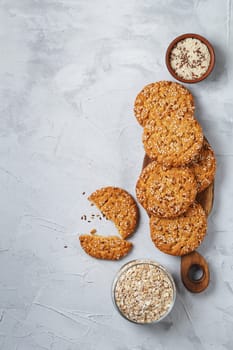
[134,81,216,256]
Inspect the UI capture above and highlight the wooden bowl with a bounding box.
[165,33,215,83]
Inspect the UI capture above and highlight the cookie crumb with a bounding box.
[90,229,97,235]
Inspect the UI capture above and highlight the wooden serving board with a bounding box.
[142,151,214,293]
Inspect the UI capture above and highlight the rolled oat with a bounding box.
[113,260,175,323]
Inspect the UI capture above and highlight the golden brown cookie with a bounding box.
[79,235,132,260]
[136,161,197,218]
[134,81,195,127]
[191,139,216,192]
[150,202,207,256]
[88,187,139,239]
[142,113,203,167]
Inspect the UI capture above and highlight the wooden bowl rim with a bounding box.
[165,33,215,84]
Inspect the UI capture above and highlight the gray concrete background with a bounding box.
[0,1,233,349]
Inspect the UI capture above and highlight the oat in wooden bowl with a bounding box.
[166,33,215,83]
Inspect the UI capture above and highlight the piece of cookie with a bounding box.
[134,81,195,127]
[142,113,203,167]
[150,202,207,256]
[88,187,139,239]
[136,161,197,218]
[79,235,132,260]
[191,139,216,192]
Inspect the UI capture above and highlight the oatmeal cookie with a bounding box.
[150,202,207,256]
[191,138,216,192]
[136,161,197,218]
[79,235,132,260]
[142,113,203,167]
[88,187,138,239]
[134,81,195,127]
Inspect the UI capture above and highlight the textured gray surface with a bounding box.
[0,1,233,349]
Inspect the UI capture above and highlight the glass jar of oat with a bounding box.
[112,259,176,324]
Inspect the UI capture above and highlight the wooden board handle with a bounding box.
[181,251,210,293]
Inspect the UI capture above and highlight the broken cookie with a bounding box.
[88,187,139,239]
[79,235,132,260]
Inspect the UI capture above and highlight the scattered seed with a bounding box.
[169,37,210,80]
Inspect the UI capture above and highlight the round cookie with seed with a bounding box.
[88,187,139,239]
[136,161,197,218]
[79,235,132,260]
[191,139,216,192]
[134,81,195,127]
[150,202,207,256]
[142,113,204,167]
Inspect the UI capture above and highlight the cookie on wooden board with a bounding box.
[88,187,139,239]
[143,113,203,167]
[191,139,216,193]
[136,161,197,218]
[134,81,195,127]
[150,202,207,256]
[79,235,132,260]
